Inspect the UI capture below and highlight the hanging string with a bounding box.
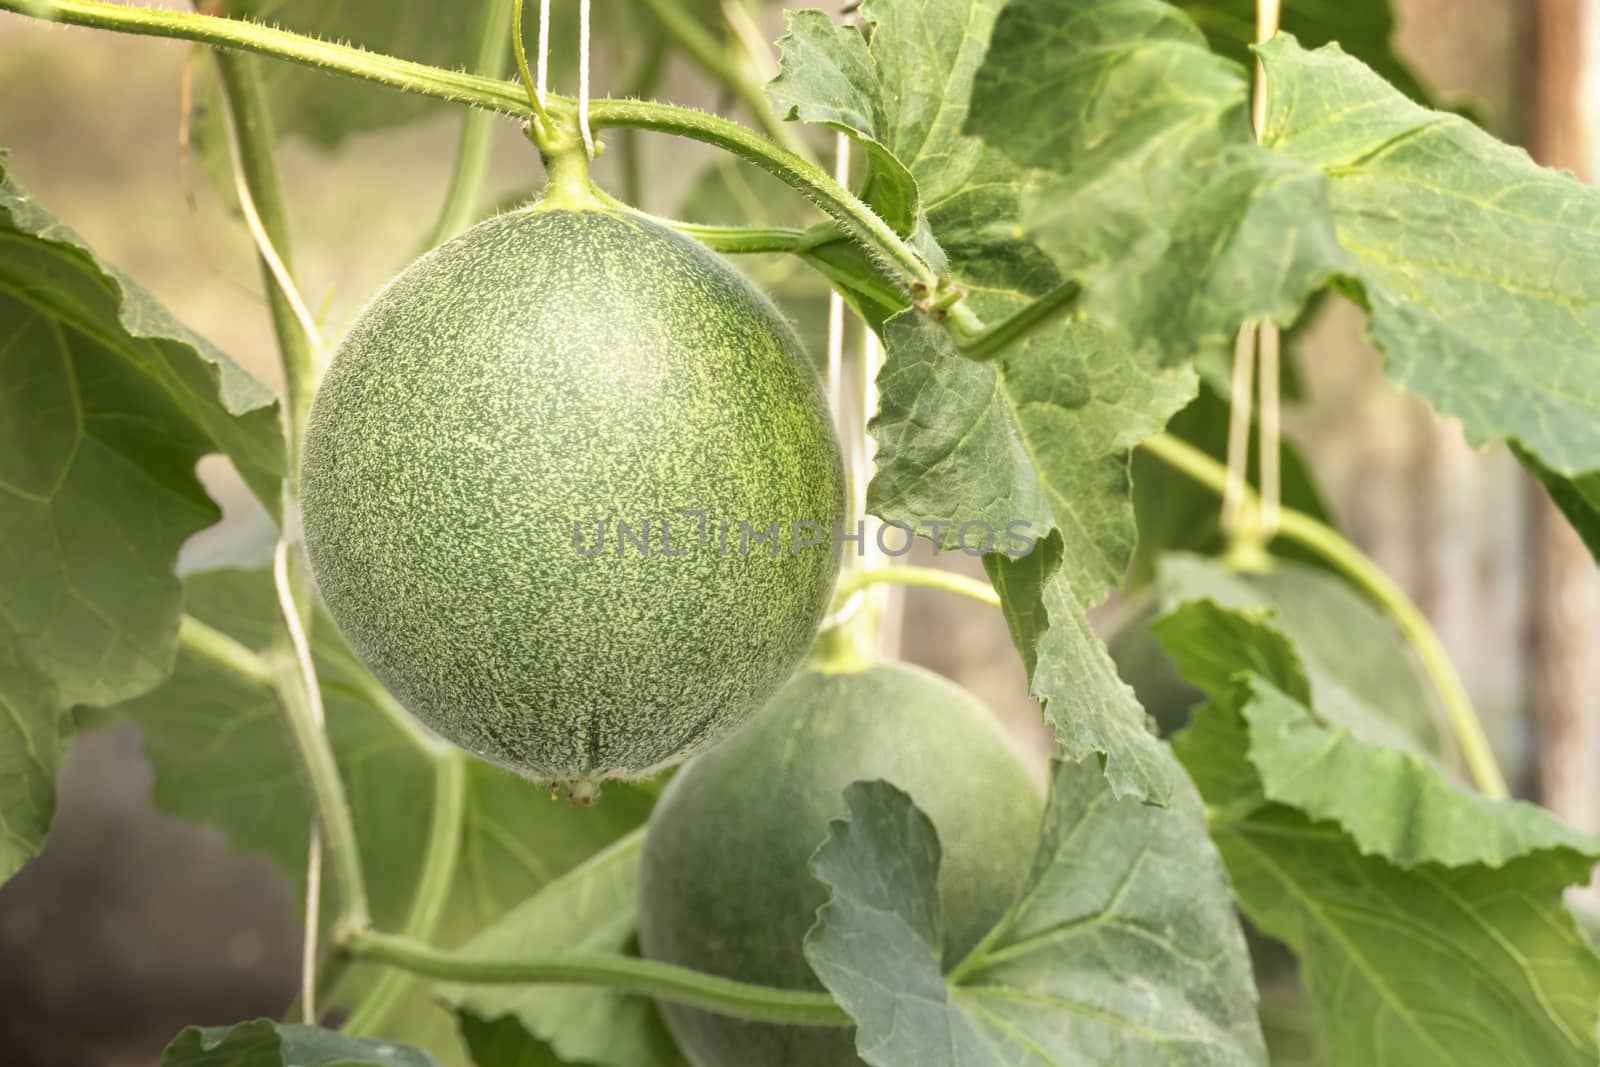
[1220,322,1258,532]
[819,130,861,633]
[1254,0,1283,541]
[536,0,551,106]
[578,0,595,158]
[1221,0,1284,544]
[273,540,329,1022]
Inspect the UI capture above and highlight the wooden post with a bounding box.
[1522,0,1600,832]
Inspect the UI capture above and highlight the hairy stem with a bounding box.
[341,751,468,1036]
[1139,432,1510,799]
[833,565,1001,610]
[6,0,931,289]
[426,0,514,247]
[345,931,851,1027]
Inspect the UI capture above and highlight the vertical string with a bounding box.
[1220,323,1258,531]
[1222,0,1284,543]
[535,0,551,106]
[1254,0,1283,541]
[578,0,595,157]
[274,540,328,1023]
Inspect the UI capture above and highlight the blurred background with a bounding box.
[1,0,1598,1063]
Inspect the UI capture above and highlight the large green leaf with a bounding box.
[119,565,654,1064]
[804,767,1266,1066]
[1256,38,1600,481]
[438,830,686,1067]
[1159,599,1600,1065]
[766,10,922,237]
[163,1019,440,1067]
[0,160,282,883]
[971,18,1600,546]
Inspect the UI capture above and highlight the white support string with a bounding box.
[273,539,328,1023]
[819,130,862,633]
[578,0,595,158]
[535,0,551,106]
[1220,322,1258,532]
[1254,0,1282,541]
[1221,0,1284,544]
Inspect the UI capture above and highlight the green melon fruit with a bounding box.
[637,661,1046,1066]
[300,204,845,792]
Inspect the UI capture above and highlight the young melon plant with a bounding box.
[2,1,1599,1066]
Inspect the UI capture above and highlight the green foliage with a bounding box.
[163,1020,441,1067]
[8,0,1600,1065]
[971,8,1600,520]
[0,159,281,883]
[804,760,1266,1066]
[1155,555,1445,758]
[1159,598,1600,1065]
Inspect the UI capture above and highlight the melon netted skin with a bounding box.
[638,662,1046,1066]
[300,205,845,788]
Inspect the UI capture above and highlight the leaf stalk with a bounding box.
[343,931,853,1027]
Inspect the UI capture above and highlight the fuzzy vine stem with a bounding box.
[426,0,515,248]
[1,0,934,290]
[341,750,468,1036]
[832,565,1001,610]
[344,931,852,1027]
[1139,432,1510,800]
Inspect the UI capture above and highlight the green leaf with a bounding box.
[0,160,282,883]
[162,1019,441,1067]
[1154,555,1445,759]
[766,10,921,236]
[985,535,1173,803]
[974,21,1600,512]
[457,1014,568,1067]
[1256,37,1600,483]
[1160,599,1600,1065]
[1520,444,1600,561]
[804,767,1267,1066]
[437,830,687,1067]
[119,565,654,1064]
[967,0,1339,369]
[1175,0,1437,107]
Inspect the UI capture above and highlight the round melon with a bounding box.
[300,205,845,791]
[637,661,1046,1066]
